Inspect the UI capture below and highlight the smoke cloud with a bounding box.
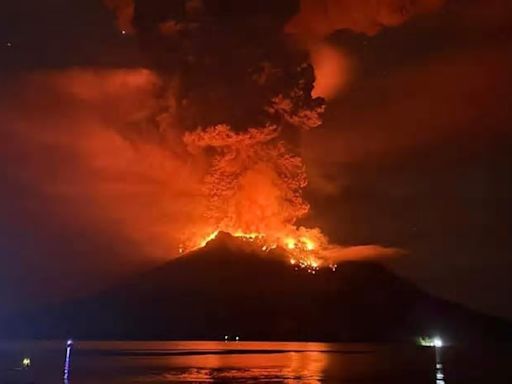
[286,0,445,99]
[0,69,204,261]
[303,47,512,167]
[104,0,337,263]
[286,0,445,38]
[96,0,450,263]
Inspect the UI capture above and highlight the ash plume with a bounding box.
[0,0,452,283]
[98,0,447,263]
[108,0,332,261]
[129,0,321,133]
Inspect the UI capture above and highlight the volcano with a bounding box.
[4,233,511,342]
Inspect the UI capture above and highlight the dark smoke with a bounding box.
[127,0,324,133]
[107,0,447,132]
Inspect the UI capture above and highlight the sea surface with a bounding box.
[0,340,510,383]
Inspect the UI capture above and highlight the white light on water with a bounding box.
[417,336,444,347]
[64,339,73,380]
[22,357,31,368]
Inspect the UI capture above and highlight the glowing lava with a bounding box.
[181,229,325,273]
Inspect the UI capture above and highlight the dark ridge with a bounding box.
[3,233,511,343]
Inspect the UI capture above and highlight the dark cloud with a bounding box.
[128,0,319,132]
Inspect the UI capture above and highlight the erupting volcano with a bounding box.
[97,0,450,268]
[104,0,338,268]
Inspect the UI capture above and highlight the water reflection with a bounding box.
[141,342,330,383]
[436,362,446,384]
[0,341,446,383]
[435,346,446,384]
[287,350,328,383]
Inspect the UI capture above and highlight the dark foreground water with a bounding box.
[0,341,510,383]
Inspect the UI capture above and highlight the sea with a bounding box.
[0,340,510,383]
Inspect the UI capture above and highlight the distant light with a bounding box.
[235,336,239,342]
[121,30,127,35]
[64,339,73,380]
[417,336,444,347]
[6,42,12,47]
[22,357,31,368]
[224,335,228,342]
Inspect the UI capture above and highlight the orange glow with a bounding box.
[198,230,220,248]
[179,124,333,271]
[183,228,324,272]
[286,0,446,38]
[301,237,316,251]
[2,68,402,272]
[310,43,352,99]
[285,238,297,249]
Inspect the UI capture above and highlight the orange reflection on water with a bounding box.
[0,340,460,383]
[286,350,329,383]
[74,341,433,383]
[134,341,331,383]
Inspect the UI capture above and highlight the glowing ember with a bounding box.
[181,228,325,273]
[199,230,220,248]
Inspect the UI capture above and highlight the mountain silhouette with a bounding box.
[4,233,511,342]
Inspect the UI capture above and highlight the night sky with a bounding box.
[1,0,511,321]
